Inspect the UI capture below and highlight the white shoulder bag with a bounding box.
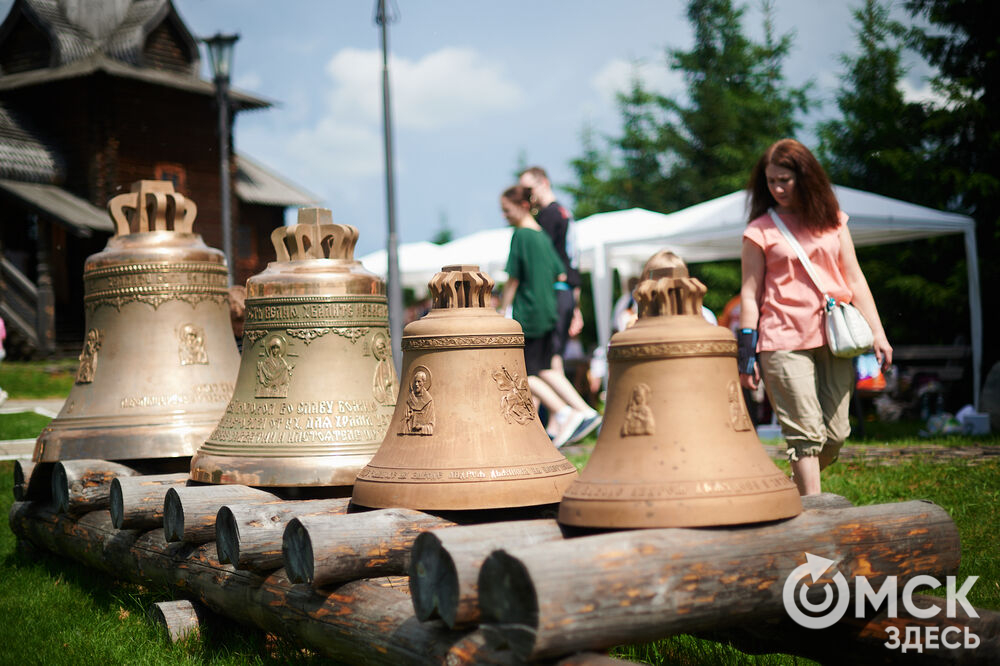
[768,208,873,358]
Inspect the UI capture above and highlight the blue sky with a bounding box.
[2,1,937,256]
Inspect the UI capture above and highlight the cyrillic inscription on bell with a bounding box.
[558,265,802,528]
[189,208,396,487]
[33,180,239,463]
[352,265,578,511]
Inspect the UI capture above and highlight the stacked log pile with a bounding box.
[9,463,998,664]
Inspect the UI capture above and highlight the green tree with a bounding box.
[568,0,810,218]
[903,0,999,373]
[818,0,927,199]
[658,0,811,209]
[817,0,968,350]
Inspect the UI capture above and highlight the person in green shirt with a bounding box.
[499,185,601,448]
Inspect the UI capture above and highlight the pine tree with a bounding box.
[817,0,927,200]
[567,0,810,216]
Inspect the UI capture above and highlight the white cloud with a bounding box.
[233,71,262,92]
[324,46,526,130]
[900,77,952,109]
[591,57,684,103]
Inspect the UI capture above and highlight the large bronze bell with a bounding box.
[189,208,396,487]
[34,181,240,463]
[352,265,578,510]
[558,266,802,528]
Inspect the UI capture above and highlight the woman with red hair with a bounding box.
[738,139,892,495]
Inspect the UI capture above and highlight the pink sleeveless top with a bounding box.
[743,210,852,352]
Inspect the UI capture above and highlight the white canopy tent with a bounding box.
[576,186,982,409]
[358,229,515,298]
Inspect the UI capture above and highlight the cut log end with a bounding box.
[148,599,203,643]
[283,518,314,585]
[478,550,539,659]
[215,506,239,566]
[51,462,69,513]
[13,460,34,501]
[409,531,459,625]
[109,478,125,529]
[162,487,184,542]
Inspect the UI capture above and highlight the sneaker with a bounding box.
[0,389,8,407]
[552,410,586,449]
[568,411,602,444]
[546,405,573,439]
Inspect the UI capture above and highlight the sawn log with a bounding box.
[283,508,456,587]
[109,473,191,529]
[52,459,140,515]
[215,498,350,571]
[478,499,961,660]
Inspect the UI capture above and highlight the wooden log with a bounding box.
[283,508,456,587]
[148,599,207,642]
[800,492,855,510]
[13,460,53,502]
[110,473,191,529]
[700,593,1000,664]
[51,459,141,515]
[163,485,277,543]
[407,493,853,630]
[215,498,350,571]
[478,500,961,660]
[410,519,568,629]
[8,502,516,665]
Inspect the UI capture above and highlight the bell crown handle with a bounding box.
[107,180,197,236]
[271,208,358,261]
[429,265,495,309]
[635,268,707,319]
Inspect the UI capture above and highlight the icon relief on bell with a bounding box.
[255,333,294,398]
[371,331,397,405]
[621,383,655,437]
[727,380,753,431]
[492,366,535,425]
[178,323,209,366]
[75,328,103,384]
[400,365,434,436]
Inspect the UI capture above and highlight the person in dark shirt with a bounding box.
[518,166,582,376]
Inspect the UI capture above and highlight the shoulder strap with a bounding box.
[768,208,830,299]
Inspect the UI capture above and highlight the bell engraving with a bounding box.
[493,366,535,425]
[371,331,396,405]
[178,324,209,366]
[75,328,103,384]
[401,366,434,435]
[255,334,295,398]
[621,383,654,437]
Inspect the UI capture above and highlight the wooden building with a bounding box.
[0,0,316,356]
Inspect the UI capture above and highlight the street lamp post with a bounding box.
[375,0,403,373]
[203,32,240,286]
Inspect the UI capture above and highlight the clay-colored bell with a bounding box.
[34,181,240,463]
[189,208,396,487]
[352,265,578,510]
[558,266,802,528]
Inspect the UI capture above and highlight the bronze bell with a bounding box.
[558,266,802,528]
[352,265,578,510]
[34,181,240,463]
[189,208,396,487]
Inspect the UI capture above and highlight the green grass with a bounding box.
[0,411,52,439]
[0,463,345,665]
[0,359,77,399]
